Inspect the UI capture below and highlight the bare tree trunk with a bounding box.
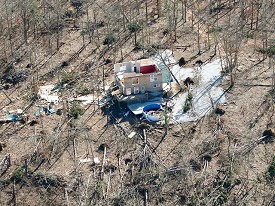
[157,0,162,17]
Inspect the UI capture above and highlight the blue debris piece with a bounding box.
[5,114,19,122]
[35,107,44,117]
[51,84,64,92]
[46,105,55,114]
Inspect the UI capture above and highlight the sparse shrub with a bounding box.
[11,167,24,183]
[266,89,274,98]
[215,192,228,205]
[258,45,275,56]
[265,156,275,183]
[183,103,190,113]
[246,32,255,39]
[179,57,186,66]
[27,88,38,102]
[163,28,169,36]
[96,21,105,28]
[183,93,193,113]
[146,44,168,56]
[187,93,193,101]
[81,22,95,36]
[112,197,126,206]
[64,10,74,18]
[128,22,141,33]
[77,86,91,95]
[208,27,222,33]
[70,102,84,119]
[188,196,198,206]
[60,72,73,84]
[134,42,143,51]
[96,181,106,199]
[71,0,83,9]
[103,33,116,45]
[32,173,60,188]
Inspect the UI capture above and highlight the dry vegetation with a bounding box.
[0,0,274,205]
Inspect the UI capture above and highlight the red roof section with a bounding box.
[140,65,157,74]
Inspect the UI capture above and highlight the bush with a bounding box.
[103,34,116,45]
[32,173,60,188]
[215,192,228,205]
[208,27,222,34]
[61,72,73,84]
[128,22,141,33]
[183,93,193,113]
[187,93,193,101]
[183,102,190,113]
[11,167,24,183]
[179,57,186,66]
[96,181,106,199]
[258,45,275,56]
[112,197,126,206]
[134,42,143,51]
[70,102,84,119]
[64,10,74,18]
[266,156,275,182]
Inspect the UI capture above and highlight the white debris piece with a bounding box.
[79,158,92,163]
[93,157,100,165]
[128,131,136,138]
[38,85,59,103]
[75,95,97,105]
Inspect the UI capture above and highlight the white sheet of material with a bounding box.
[156,50,226,123]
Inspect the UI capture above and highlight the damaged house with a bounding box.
[114,59,163,104]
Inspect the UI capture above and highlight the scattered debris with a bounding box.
[35,107,44,117]
[2,70,27,85]
[46,104,55,114]
[124,111,130,117]
[79,158,92,163]
[75,95,98,105]
[35,104,55,116]
[99,95,113,106]
[38,85,59,103]
[5,114,19,122]
[128,131,136,138]
[105,58,112,65]
[93,157,100,165]
[26,63,33,68]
